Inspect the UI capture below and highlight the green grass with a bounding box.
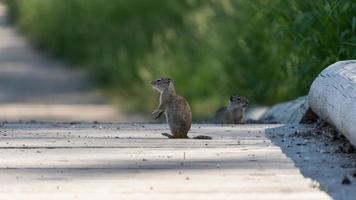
[6,0,356,118]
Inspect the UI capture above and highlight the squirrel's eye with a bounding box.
[157,80,161,82]
[237,97,241,100]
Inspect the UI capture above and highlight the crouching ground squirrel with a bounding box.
[214,95,249,124]
[150,77,211,139]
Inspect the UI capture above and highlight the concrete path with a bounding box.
[0,3,132,122]
[1,123,348,200]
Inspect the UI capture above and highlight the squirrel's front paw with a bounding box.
[152,110,162,119]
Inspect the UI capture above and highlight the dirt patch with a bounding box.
[266,123,356,200]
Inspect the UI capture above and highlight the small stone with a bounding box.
[341,176,351,185]
[309,180,320,188]
[341,162,356,168]
[185,177,190,180]
[342,143,355,153]
[352,170,356,178]
[142,158,147,161]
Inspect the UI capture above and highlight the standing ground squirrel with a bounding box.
[214,95,249,124]
[150,77,211,139]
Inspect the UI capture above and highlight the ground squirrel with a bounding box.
[214,95,249,124]
[150,77,211,139]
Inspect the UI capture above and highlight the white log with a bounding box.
[308,60,356,146]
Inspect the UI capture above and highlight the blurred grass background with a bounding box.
[5,0,356,118]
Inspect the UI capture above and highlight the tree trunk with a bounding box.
[259,96,308,124]
[308,60,356,147]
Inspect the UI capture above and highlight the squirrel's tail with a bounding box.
[161,133,174,139]
[162,133,211,139]
[192,135,212,140]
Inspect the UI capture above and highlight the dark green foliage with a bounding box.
[7,0,356,117]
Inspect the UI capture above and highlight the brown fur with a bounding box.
[151,77,211,139]
[215,95,249,124]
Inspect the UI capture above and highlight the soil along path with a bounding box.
[0,3,134,122]
[0,123,335,200]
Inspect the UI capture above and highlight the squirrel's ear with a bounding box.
[229,96,233,101]
[167,78,172,82]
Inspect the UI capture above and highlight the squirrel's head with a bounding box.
[228,95,249,109]
[150,77,173,92]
